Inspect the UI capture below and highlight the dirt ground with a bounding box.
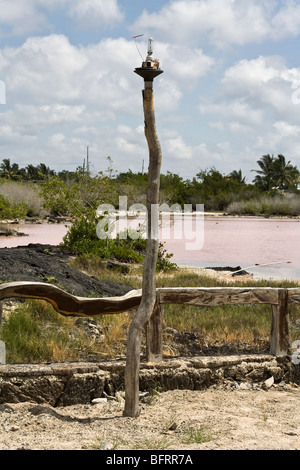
[0,386,299,451]
[1,242,299,452]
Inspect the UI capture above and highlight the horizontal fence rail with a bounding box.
[0,282,142,316]
[0,282,299,360]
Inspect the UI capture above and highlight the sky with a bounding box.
[1,0,300,183]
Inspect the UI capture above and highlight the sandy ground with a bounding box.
[0,386,299,451]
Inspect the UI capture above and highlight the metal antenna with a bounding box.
[132,34,144,61]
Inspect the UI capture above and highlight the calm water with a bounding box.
[163,216,300,281]
[1,217,300,281]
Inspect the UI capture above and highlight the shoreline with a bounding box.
[1,209,300,227]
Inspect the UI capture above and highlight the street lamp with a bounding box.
[124,38,164,418]
[134,37,164,84]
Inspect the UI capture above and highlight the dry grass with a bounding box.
[0,180,47,217]
[2,261,300,363]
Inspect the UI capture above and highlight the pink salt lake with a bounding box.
[1,217,299,281]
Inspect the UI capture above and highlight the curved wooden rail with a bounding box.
[0,282,298,357]
[0,282,142,317]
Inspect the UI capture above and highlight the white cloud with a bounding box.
[273,120,300,137]
[130,0,274,47]
[165,135,193,160]
[272,0,300,38]
[131,0,300,48]
[157,43,214,85]
[0,35,139,107]
[0,0,49,36]
[68,0,124,28]
[0,0,124,36]
[201,55,300,133]
[221,55,300,120]
[228,121,253,134]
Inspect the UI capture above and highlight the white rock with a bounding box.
[91,398,107,405]
[239,382,250,390]
[264,376,274,389]
[100,441,114,450]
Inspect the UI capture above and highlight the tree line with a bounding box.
[1,153,299,265]
[1,153,299,213]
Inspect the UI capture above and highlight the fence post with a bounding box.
[0,301,2,336]
[270,289,289,356]
[146,296,163,363]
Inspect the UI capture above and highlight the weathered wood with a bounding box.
[158,287,280,306]
[146,298,163,363]
[288,288,300,305]
[0,282,142,316]
[270,289,290,356]
[124,83,163,417]
[0,301,2,336]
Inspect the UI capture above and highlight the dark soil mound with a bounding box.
[0,244,133,297]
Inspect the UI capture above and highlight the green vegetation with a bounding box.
[0,180,46,218]
[0,193,27,219]
[253,154,299,191]
[227,194,300,216]
[179,425,213,445]
[1,152,300,219]
[0,158,55,181]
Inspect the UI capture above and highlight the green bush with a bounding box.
[0,193,28,219]
[62,217,177,270]
[0,181,46,217]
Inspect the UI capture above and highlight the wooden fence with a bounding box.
[0,282,299,360]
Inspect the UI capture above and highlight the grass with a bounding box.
[132,436,173,450]
[0,180,48,218]
[179,425,214,445]
[1,260,300,363]
[1,298,133,363]
[226,194,300,217]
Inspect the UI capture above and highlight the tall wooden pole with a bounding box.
[123,43,163,417]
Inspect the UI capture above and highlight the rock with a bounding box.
[263,376,274,390]
[100,441,114,450]
[239,382,251,390]
[9,425,20,431]
[0,356,297,406]
[91,398,107,405]
[168,422,178,431]
[0,244,134,297]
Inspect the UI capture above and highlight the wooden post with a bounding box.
[123,79,163,417]
[146,297,163,363]
[270,289,290,356]
[0,301,2,337]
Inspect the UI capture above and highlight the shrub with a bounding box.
[62,217,177,270]
[226,195,300,216]
[0,193,28,219]
[0,181,47,217]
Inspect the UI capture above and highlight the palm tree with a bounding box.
[252,154,275,191]
[25,164,40,180]
[272,154,300,190]
[0,158,20,180]
[229,169,245,184]
[253,154,300,191]
[37,163,55,179]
